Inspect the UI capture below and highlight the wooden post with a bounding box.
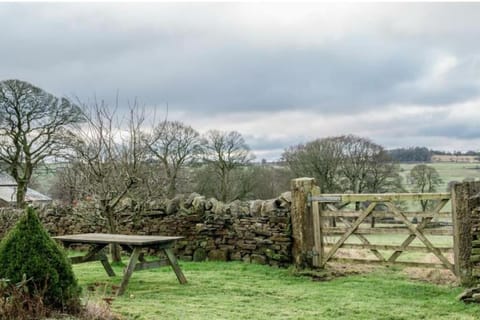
[291,178,316,268]
[452,181,480,286]
[311,186,323,267]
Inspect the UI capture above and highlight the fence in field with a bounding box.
[290,178,480,286]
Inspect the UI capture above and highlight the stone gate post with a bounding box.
[452,181,480,286]
[290,178,316,268]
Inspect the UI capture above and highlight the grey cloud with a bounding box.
[418,122,480,140]
[2,3,480,158]
[2,3,480,115]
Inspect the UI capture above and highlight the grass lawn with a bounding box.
[73,260,480,320]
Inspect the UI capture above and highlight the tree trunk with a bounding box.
[167,172,177,199]
[220,170,228,202]
[105,205,122,263]
[16,180,28,208]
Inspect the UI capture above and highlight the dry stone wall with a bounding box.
[471,206,480,280]
[0,193,293,267]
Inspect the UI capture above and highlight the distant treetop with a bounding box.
[387,147,432,162]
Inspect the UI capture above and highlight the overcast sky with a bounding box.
[2,2,480,160]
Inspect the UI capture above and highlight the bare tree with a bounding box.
[0,79,83,207]
[146,121,201,198]
[247,164,294,200]
[408,164,443,211]
[365,151,404,193]
[67,98,149,262]
[284,135,402,227]
[200,130,254,202]
[283,135,402,194]
[48,163,84,205]
[283,137,344,193]
[339,135,401,194]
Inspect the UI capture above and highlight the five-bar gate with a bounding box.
[308,186,455,273]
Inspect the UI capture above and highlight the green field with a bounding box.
[400,162,480,192]
[73,260,480,320]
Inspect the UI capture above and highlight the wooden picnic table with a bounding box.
[54,233,187,296]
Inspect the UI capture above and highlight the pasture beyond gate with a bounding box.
[290,178,480,286]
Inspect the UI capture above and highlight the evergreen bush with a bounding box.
[0,207,81,311]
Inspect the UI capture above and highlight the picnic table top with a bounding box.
[53,233,183,246]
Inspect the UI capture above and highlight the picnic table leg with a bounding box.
[69,244,116,277]
[164,248,187,284]
[117,246,141,296]
[99,253,116,277]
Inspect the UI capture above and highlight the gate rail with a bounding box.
[309,188,455,272]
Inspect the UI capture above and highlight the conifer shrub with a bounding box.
[0,207,81,312]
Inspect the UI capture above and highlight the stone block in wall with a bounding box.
[219,244,235,251]
[264,249,290,262]
[210,199,226,215]
[269,217,289,224]
[192,195,206,214]
[271,235,290,242]
[165,197,181,215]
[261,200,279,216]
[186,215,203,222]
[237,242,256,250]
[193,248,207,261]
[244,231,255,239]
[184,193,200,208]
[256,238,274,245]
[226,200,242,216]
[250,200,263,216]
[231,252,242,261]
[181,255,193,261]
[253,229,272,237]
[208,249,229,261]
[251,254,267,265]
[279,192,292,208]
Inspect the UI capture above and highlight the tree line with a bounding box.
[388,147,480,162]
[1,79,446,261]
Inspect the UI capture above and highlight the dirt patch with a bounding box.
[325,261,458,285]
[333,248,374,260]
[402,268,458,285]
[401,252,457,285]
[295,261,380,282]
[327,261,379,275]
[295,265,364,281]
[303,247,458,284]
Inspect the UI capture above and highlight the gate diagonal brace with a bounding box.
[321,202,377,267]
[387,199,448,263]
[385,201,454,273]
[326,203,386,262]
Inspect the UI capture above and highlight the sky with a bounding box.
[2,2,480,160]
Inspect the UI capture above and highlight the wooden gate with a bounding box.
[309,187,455,273]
